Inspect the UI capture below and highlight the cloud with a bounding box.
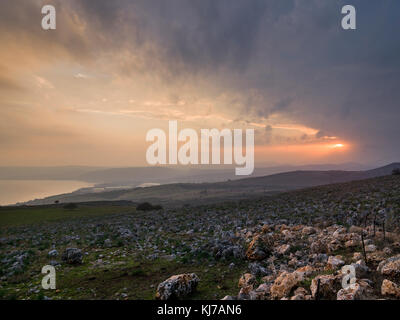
[1,0,400,165]
[0,75,24,92]
[35,76,54,89]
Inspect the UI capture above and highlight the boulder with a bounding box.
[337,283,364,300]
[327,239,343,253]
[295,265,315,278]
[365,244,377,253]
[327,256,345,270]
[345,240,359,248]
[348,260,369,278]
[237,285,252,300]
[155,273,199,300]
[246,233,273,261]
[238,273,256,289]
[62,248,82,265]
[349,226,363,234]
[248,262,269,277]
[270,270,305,299]
[276,244,291,255]
[310,275,340,299]
[333,227,346,238]
[290,287,308,300]
[282,229,295,240]
[383,247,392,255]
[310,240,327,254]
[381,279,400,298]
[377,255,400,277]
[255,283,270,295]
[301,226,316,236]
[248,284,270,300]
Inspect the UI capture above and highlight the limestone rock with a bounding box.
[301,226,316,235]
[311,275,340,299]
[62,248,82,265]
[381,279,400,298]
[246,233,273,261]
[327,256,345,270]
[337,283,364,300]
[155,273,199,300]
[276,244,291,255]
[377,255,400,277]
[270,270,305,299]
[238,273,256,289]
[365,244,377,253]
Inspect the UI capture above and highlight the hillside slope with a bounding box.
[21,163,400,206]
[2,175,400,300]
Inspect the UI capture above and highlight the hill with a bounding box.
[21,163,400,206]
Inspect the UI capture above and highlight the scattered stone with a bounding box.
[48,250,58,257]
[238,273,256,289]
[353,252,363,261]
[248,262,269,277]
[365,244,377,253]
[301,226,316,236]
[276,244,291,255]
[327,256,345,270]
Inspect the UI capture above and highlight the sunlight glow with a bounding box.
[332,143,344,148]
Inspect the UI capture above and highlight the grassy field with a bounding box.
[0,251,245,300]
[0,205,135,228]
[52,257,244,300]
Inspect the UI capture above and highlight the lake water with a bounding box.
[0,180,93,205]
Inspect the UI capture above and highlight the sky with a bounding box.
[0,0,399,168]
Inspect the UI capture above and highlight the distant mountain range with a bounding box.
[19,162,400,206]
[221,162,400,188]
[0,166,104,181]
[0,162,373,186]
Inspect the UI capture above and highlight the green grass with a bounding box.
[0,205,135,228]
[1,256,245,300]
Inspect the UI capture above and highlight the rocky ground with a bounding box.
[1,175,400,300]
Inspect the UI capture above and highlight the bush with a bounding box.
[136,202,163,211]
[392,168,400,175]
[63,203,78,210]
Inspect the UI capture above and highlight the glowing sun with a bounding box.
[333,143,344,148]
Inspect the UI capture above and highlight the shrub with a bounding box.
[63,203,78,210]
[392,168,400,175]
[136,202,163,211]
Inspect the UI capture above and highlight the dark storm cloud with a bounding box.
[57,0,400,162]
